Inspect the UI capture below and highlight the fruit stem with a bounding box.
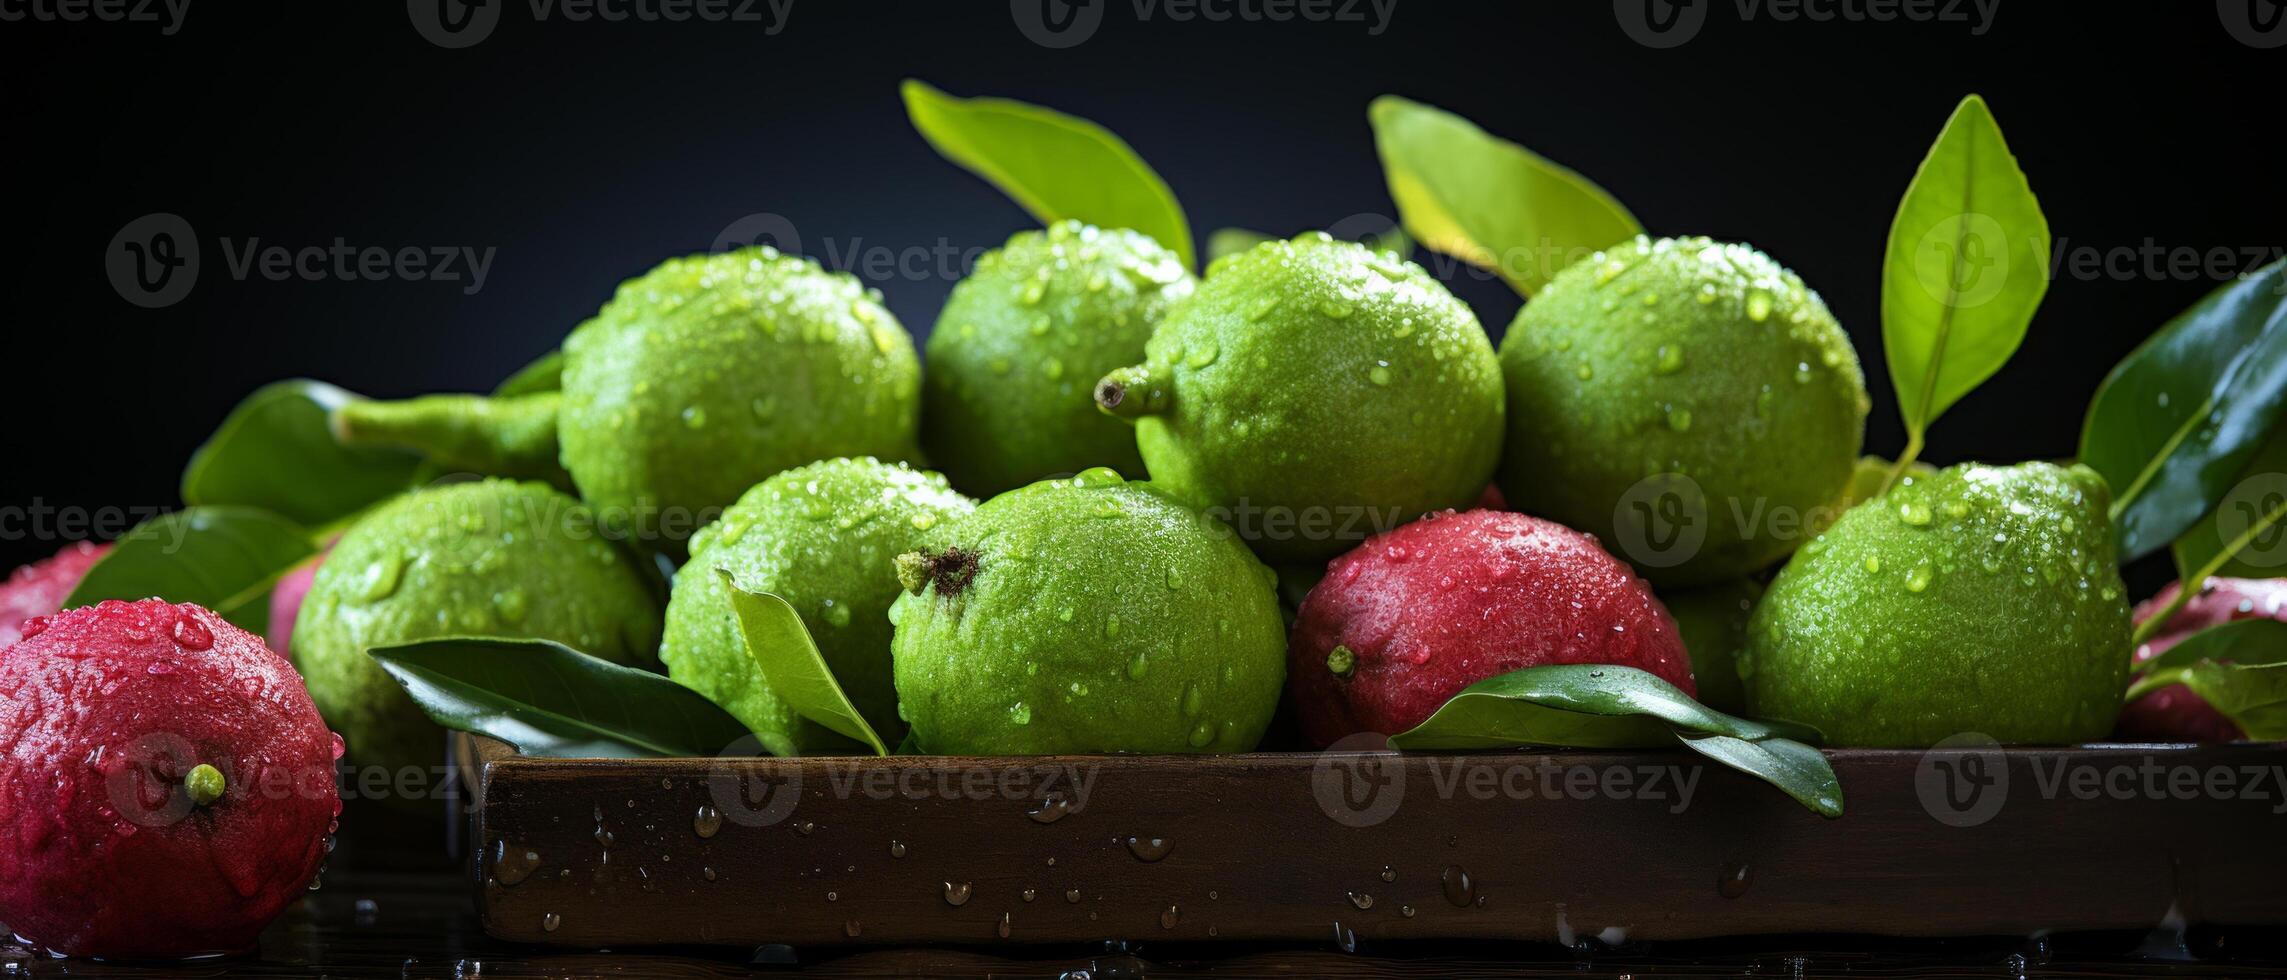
[185,763,225,807]
[1882,431,1926,495]
[332,392,570,486]
[1325,645,1356,678]
[1094,365,1169,420]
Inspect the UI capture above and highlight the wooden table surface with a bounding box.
[6,868,2284,978]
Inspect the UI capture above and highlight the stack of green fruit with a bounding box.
[40,85,2285,824]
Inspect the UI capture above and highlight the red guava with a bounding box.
[1288,509,1696,747]
[265,548,331,661]
[0,542,110,649]
[0,599,341,959]
[2117,577,2287,743]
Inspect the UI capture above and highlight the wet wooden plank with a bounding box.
[474,744,2287,948]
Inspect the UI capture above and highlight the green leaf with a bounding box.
[2179,660,2287,740]
[2170,419,2287,579]
[62,507,318,635]
[2081,258,2287,561]
[370,637,755,758]
[493,349,564,398]
[1881,95,2051,453]
[719,572,889,756]
[2139,618,2287,677]
[1391,664,1820,750]
[902,79,1193,270]
[180,381,425,528]
[1367,95,1640,297]
[1676,731,1845,818]
[1391,665,1838,817]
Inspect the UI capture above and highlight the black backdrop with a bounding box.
[2,1,2279,574]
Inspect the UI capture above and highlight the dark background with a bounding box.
[1,1,2279,575]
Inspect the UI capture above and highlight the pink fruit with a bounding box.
[0,599,340,959]
[1289,509,1695,747]
[266,549,330,661]
[0,542,110,649]
[2117,578,2287,742]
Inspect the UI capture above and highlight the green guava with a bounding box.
[659,457,976,756]
[1742,462,2131,747]
[887,468,1287,755]
[332,246,921,550]
[1660,577,1762,714]
[292,479,662,775]
[1499,236,1869,587]
[924,221,1194,496]
[1096,232,1503,563]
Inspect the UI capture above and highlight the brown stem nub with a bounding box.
[895,548,979,597]
[1094,365,1166,420]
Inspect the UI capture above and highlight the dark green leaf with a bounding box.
[1676,731,1844,818]
[369,637,755,758]
[63,507,317,635]
[2082,258,2287,560]
[1389,664,1820,749]
[180,381,425,527]
[1882,95,2050,452]
[1368,95,1640,296]
[2171,420,2287,580]
[902,79,1193,270]
[719,572,889,757]
[493,349,564,397]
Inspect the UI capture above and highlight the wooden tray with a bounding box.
[470,740,2287,948]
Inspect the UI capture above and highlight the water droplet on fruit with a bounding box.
[1369,363,1392,386]
[354,556,406,604]
[943,881,973,906]
[1746,289,1774,322]
[170,616,213,651]
[1905,563,1935,593]
[1008,702,1033,726]
[1655,344,1685,374]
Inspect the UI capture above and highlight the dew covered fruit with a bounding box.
[2117,577,2287,742]
[334,246,921,548]
[1660,577,1762,715]
[888,468,1286,754]
[1744,462,2131,746]
[0,600,339,958]
[292,479,662,774]
[0,541,110,648]
[924,222,1194,496]
[1287,509,1693,747]
[1499,236,1869,586]
[1096,232,1503,563]
[661,458,976,756]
